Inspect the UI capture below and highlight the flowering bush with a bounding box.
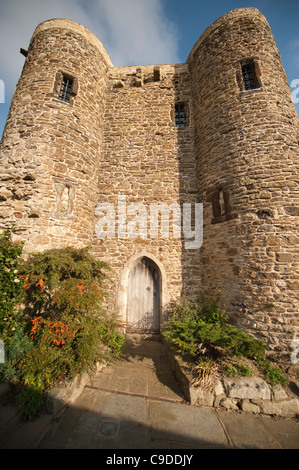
[15,246,125,417]
[0,232,125,419]
[0,227,24,344]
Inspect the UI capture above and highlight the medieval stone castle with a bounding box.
[0,8,298,354]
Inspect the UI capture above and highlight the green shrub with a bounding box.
[16,386,46,421]
[20,246,111,318]
[199,293,228,325]
[0,233,125,419]
[257,359,287,386]
[225,362,252,378]
[0,227,25,344]
[164,318,266,361]
[163,296,291,387]
[166,293,227,326]
[238,363,253,377]
[0,325,32,381]
[224,363,238,377]
[17,247,125,394]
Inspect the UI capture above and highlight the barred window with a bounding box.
[53,71,78,106]
[175,102,187,128]
[59,75,74,103]
[242,62,261,91]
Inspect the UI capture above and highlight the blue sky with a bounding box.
[0,0,298,138]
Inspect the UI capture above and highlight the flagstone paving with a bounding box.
[1,334,299,449]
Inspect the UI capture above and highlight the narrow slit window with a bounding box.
[209,188,236,224]
[242,62,260,91]
[59,75,74,103]
[175,102,186,128]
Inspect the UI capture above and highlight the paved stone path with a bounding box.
[1,334,299,449]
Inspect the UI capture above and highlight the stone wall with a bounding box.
[162,337,299,418]
[92,62,201,316]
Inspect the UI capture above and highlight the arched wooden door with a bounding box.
[127,257,160,332]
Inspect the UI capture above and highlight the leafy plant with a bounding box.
[0,231,125,420]
[224,363,239,377]
[225,362,252,378]
[20,246,110,319]
[164,318,266,360]
[163,296,291,387]
[17,247,124,395]
[16,386,47,421]
[257,359,287,386]
[0,226,25,344]
[166,293,227,326]
[0,325,33,380]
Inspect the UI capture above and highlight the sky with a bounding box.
[0,0,299,138]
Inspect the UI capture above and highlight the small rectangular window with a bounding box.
[175,102,186,128]
[59,75,74,103]
[242,62,260,91]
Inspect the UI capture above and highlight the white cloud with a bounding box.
[0,0,179,93]
[0,0,179,136]
[93,0,179,66]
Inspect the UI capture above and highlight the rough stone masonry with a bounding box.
[0,8,298,354]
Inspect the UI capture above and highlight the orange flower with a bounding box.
[35,278,44,292]
[73,281,84,294]
[30,316,45,340]
[23,274,30,290]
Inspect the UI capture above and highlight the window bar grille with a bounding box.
[59,76,73,103]
[175,103,186,128]
[242,64,259,91]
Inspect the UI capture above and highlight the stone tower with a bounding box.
[0,19,112,250]
[0,8,298,353]
[187,9,299,351]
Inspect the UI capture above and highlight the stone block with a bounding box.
[214,379,224,396]
[219,397,239,411]
[275,253,293,263]
[241,399,260,413]
[190,387,214,407]
[272,385,288,401]
[48,362,106,416]
[260,399,299,418]
[223,377,271,400]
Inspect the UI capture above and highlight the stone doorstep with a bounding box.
[161,337,299,418]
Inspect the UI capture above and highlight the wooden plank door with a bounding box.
[127,257,160,331]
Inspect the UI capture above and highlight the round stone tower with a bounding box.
[0,19,112,252]
[188,8,299,352]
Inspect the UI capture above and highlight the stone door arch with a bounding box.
[127,257,161,332]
